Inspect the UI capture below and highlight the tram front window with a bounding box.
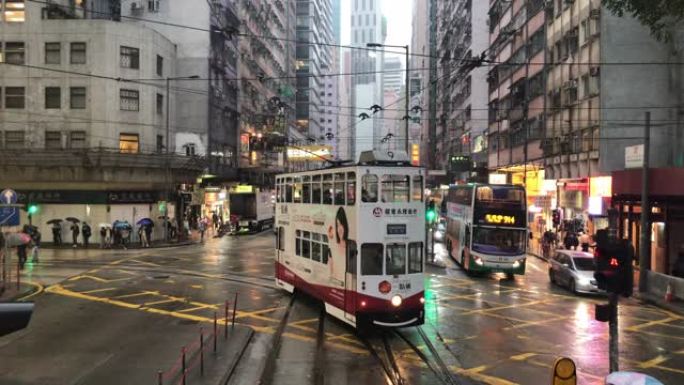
[386,243,406,275]
[472,228,526,255]
[361,243,383,275]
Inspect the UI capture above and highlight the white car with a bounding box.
[548,250,605,294]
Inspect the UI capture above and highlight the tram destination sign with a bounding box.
[474,208,525,227]
[387,224,407,235]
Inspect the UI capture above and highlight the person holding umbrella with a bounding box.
[136,218,153,247]
[48,219,62,245]
[67,218,80,248]
[82,222,92,248]
[99,225,107,249]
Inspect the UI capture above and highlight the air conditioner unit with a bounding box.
[590,66,600,77]
[590,9,600,19]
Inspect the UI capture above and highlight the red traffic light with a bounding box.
[609,257,619,267]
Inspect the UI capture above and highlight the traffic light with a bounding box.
[426,200,436,223]
[449,155,472,172]
[594,230,634,297]
[27,203,38,215]
[0,302,34,337]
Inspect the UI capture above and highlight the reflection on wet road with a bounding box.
[6,232,684,385]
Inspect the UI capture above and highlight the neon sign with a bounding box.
[485,214,516,225]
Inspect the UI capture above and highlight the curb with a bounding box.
[219,327,255,385]
[0,282,42,302]
[38,241,197,250]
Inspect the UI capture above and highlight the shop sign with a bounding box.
[625,144,644,168]
[489,174,507,185]
[287,146,332,162]
[590,176,612,197]
[107,191,158,203]
[232,185,254,194]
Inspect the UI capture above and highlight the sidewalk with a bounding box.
[39,231,202,250]
[633,291,684,316]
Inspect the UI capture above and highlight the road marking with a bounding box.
[68,275,131,283]
[627,317,678,331]
[190,285,203,289]
[451,365,519,385]
[16,281,44,301]
[142,298,178,307]
[112,291,159,299]
[79,287,117,295]
[288,317,318,326]
[461,300,550,315]
[177,305,215,313]
[527,262,543,272]
[503,315,567,330]
[509,352,538,361]
[128,259,161,267]
[637,355,669,368]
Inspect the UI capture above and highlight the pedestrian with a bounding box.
[71,222,80,248]
[17,243,28,270]
[144,224,153,247]
[31,228,41,263]
[100,226,107,249]
[198,218,206,242]
[82,222,92,249]
[106,227,113,248]
[120,227,130,249]
[579,231,591,252]
[52,222,62,245]
[212,212,219,232]
[564,231,578,251]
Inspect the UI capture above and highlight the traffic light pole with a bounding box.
[638,111,651,292]
[608,292,619,373]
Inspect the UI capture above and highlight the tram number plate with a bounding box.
[387,224,407,235]
[398,281,412,290]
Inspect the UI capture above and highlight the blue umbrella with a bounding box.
[137,218,154,227]
[113,221,132,229]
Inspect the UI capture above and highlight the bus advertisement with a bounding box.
[445,183,528,276]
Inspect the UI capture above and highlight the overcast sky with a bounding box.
[340,0,414,63]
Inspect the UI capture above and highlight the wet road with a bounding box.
[0,232,682,384]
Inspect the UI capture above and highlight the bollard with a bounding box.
[213,312,218,353]
[200,327,204,376]
[231,292,238,328]
[181,346,186,385]
[157,370,163,385]
[224,301,229,339]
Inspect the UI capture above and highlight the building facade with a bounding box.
[0,0,202,239]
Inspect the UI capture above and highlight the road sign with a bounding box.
[1,189,18,205]
[0,206,19,227]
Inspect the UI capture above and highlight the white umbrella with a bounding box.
[4,233,32,247]
[98,223,112,229]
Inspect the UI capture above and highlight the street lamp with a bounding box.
[366,43,410,153]
[164,75,200,241]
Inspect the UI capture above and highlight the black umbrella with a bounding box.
[158,216,169,220]
[65,217,80,223]
[46,219,62,225]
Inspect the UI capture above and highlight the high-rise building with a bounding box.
[410,0,430,168]
[295,0,335,150]
[434,0,489,178]
[383,56,403,95]
[235,0,296,171]
[350,0,386,160]
[121,0,240,178]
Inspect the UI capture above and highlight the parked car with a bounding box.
[548,250,605,294]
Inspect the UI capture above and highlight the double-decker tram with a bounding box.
[274,152,426,328]
[445,183,528,276]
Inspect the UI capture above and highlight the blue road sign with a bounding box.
[1,189,18,205]
[0,206,19,227]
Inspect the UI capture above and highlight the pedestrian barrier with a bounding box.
[157,293,240,385]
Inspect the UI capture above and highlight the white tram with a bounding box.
[274,152,426,328]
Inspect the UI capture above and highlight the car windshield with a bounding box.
[472,228,526,255]
[573,257,596,271]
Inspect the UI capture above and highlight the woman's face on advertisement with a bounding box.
[336,219,344,242]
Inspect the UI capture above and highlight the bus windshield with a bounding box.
[475,186,525,209]
[472,227,526,256]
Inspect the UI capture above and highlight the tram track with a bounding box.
[358,331,405,385]
[394,327,463,385]
[257,293,297,385]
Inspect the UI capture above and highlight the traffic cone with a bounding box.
[665,282,674,303]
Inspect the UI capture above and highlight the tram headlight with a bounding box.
[391,295,403,307]
[419,297,425,304]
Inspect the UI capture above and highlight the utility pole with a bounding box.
[638,111,651,292]
[404,44,410,154]
[608,291,619,372]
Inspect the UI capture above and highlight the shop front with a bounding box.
[612,168,684,279]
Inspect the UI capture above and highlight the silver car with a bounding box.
[548,250,604,294]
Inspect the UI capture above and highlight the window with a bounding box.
[365,14,369,26]
[156,54,163,76]
[3,0,25,22]
[322,235,330,264]
[334,173,345,205]
[120,89,139,111]
[148,0,160,12]
[4,42,25,64]
[311,233,321,262]
[296,230,301,255]
[70,42,86,64]
[322,174,333,204]
[302,176,311,204]
[5,87,24,108]
[408,242,423,273]
[156,93,163,115]
[381,175,410,202]
[70,87,86,109]
[293,177,303,203]
[5,131,25,149]
[285,178,293,202]
[412,175,423,202]
[347,172,356,205]
[361,174,378,202]
[69,131,86,149]
[184,143,195,156]
[301,231,311,258]
[45,87,61,109]
[119,133,139,153]
[45,42,60,64]
[361,243,383,275]
[312,175,322,204]
[44,131,61,149]
[120,46,140,69]
[386,243,407,275]
[156,135,163,153]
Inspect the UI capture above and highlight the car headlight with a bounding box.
[513,260,520,268]
[474,256,484,266]
[391,295,403,307]
[578,277,591,286]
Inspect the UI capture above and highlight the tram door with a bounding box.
[344,241,358,321]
